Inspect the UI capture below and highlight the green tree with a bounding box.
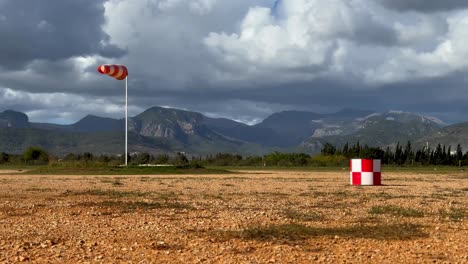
[342,142,349,157]
[133,153,150,165]
[82,152,94,162]
[173,152,189,166]
[321,143,336,156]
[394,143,403,165]
[456,144,463,166]
[23,147,49,165]
[63,153,77,161]
[360,146,384,159]
[154,154,169,164]
[383,147,393,165]
[434,144,443,165]
[0,152,9,164]
[404,141,414,165]
[97,155,110,163]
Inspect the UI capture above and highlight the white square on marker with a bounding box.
[361,172,374,185]
[351,159,361,172]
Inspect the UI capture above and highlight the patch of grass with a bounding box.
[210,165,464,173]
[112,180,124,186]
[202,193,225,200]
[0,165,40,170]
[442,188,465,196]
[222,177,250,180]
[313,191,360,199]
[370,192,393,199]
[252,191,289,197]
[64,189,149,198]
[158,191,179,201]
[449,173,468,180]
[369,205,425,218]
[439,208,467,222]
[78,200,192,211]
[208,166,345,172]
[139,177,151,182]
[283,210,323,221]
[100,179,124,186]
[383,166,464,173]
[25,187,56,192]
[431,188,465,199]
[368,193,417,199]
[212,223,427,242]
[104,200,162,209]
[26,164,232,175]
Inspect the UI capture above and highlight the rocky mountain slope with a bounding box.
[0,107,466,156]
[300,111,445,152]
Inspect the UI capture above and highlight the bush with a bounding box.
[23,147,49,165]
[173,152,189,166]
[63,153,77,161]
[132,153,150,165]
[0,152,9,164]
[153,154,170,164]
[310,154,348,167]
[265,152,310,166]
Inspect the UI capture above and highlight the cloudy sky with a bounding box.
[1,0,468,124]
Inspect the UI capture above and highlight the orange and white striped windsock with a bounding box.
[97,65,128,80]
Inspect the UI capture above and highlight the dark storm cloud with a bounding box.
[0,0,126,69]
[0,58,116,95]
[1,0,467,125]
[128,71,468,124]
[378,0,468,12]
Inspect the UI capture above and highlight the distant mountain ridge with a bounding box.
[300,111,444,153]
[0,107,466,156]
[0,110,29,128]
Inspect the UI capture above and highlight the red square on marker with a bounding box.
[361,159,374,172]
[352,172,361,185]
[373,172,381,185]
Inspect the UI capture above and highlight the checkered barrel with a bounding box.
[350,159,382,186]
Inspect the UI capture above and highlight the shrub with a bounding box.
[23,147,49,165]
[0,152,9,164]
[173,152,189,166]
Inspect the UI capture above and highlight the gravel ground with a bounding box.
[0,170,466,263]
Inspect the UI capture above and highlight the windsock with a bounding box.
[97,65,128,80]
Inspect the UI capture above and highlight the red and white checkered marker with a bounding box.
[97,64,128,80]
[350,159,381,186]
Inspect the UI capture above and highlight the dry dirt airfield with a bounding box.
[0,169,466,263]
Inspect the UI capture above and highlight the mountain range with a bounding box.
[1,107,467,156]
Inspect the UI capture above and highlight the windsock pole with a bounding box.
[125,76,128,166]
[97,64,129,166]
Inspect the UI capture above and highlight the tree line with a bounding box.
[321,141,468,166]
[0,148,192,167]
[1,141,467,167]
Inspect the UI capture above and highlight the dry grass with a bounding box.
[439,207,467,222]
[0,170,466,263]
[283,209,323,221]
[63,189,150,198]
[368,205,426,217]
[77,200,192,212]
[212,223,428,242]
